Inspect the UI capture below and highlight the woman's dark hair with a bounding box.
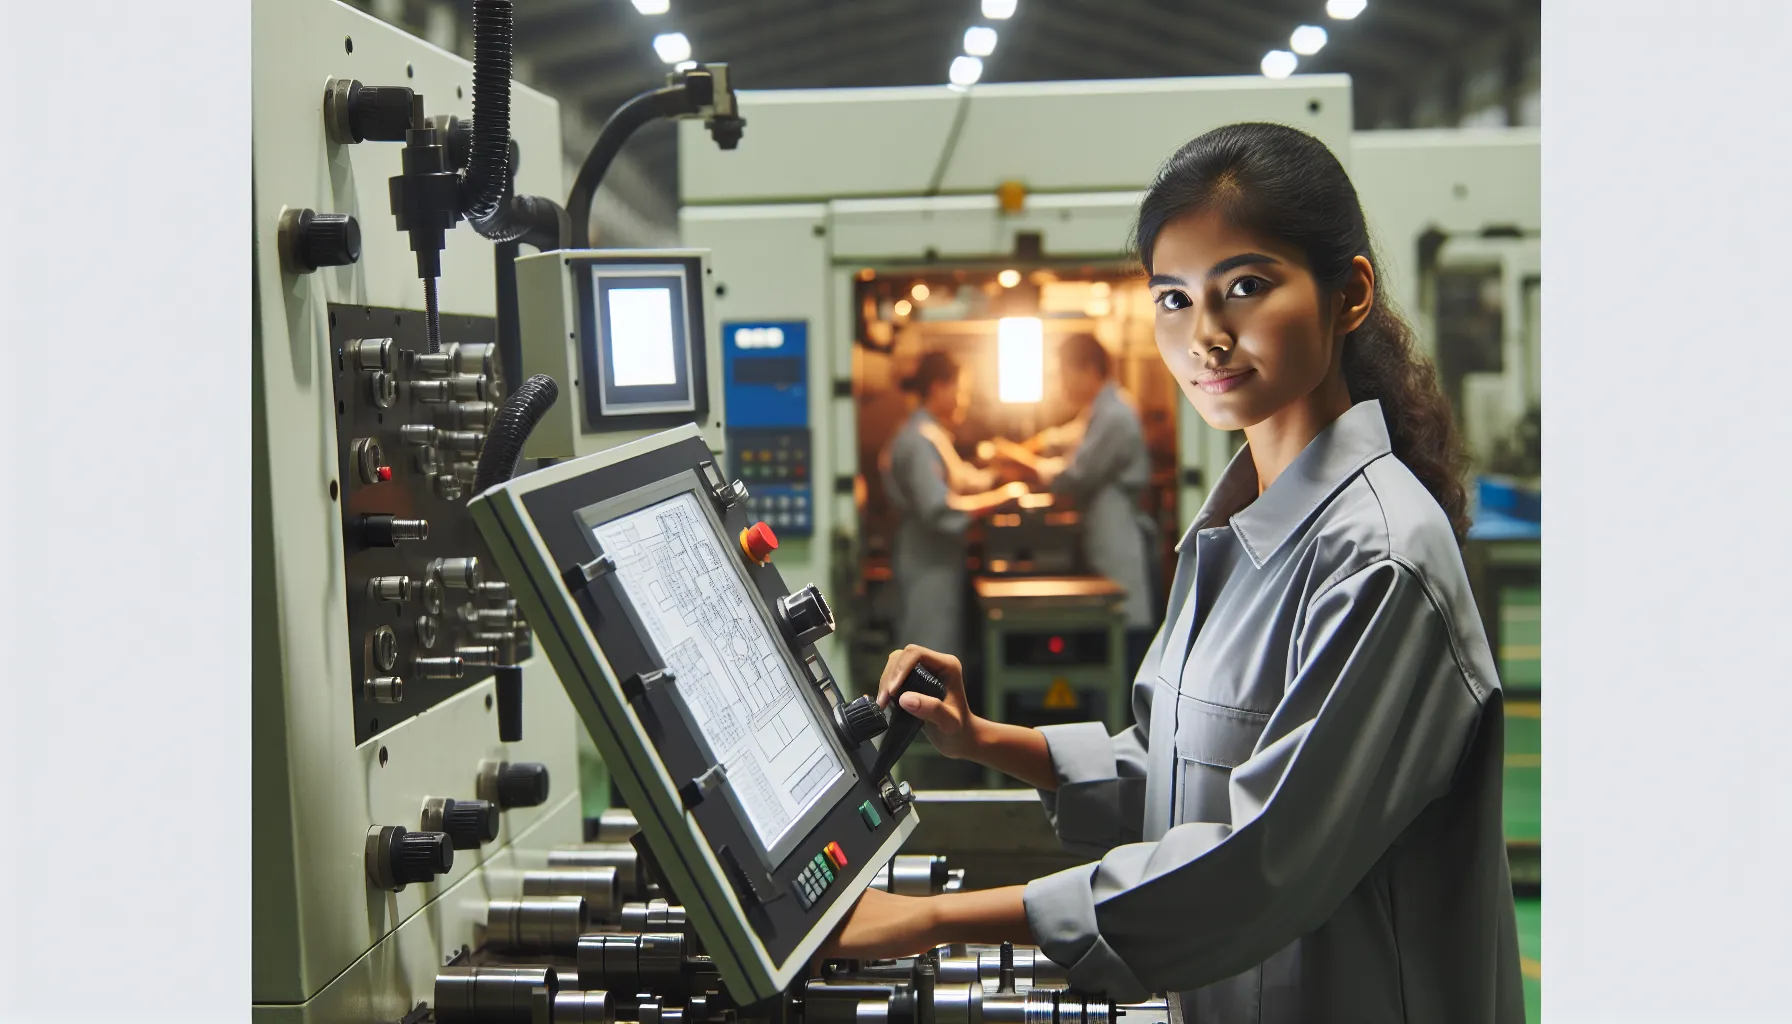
[1134,122,1470,543]
[1059,333,1111,379]
[904,350,961,399]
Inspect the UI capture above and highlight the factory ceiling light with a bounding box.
[982,0,1017,20]
[1260,50,1298,80]
[912,283,931,301]
[964,26,998,57]
[997,268,1022,288]
[653,32,692,64]
[949,55,984,88]
[1291,25,1328,56]
[1326,0,1367,20]
[631,0,670,14]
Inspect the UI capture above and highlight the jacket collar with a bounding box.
[1176,400,1395,568]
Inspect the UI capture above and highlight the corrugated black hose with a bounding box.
[474,372,558,744]
[461,0,513,225]
[473,373,559,496]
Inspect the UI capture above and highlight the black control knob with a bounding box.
[367,824,453,892]
[277,207,361,275]
[777,584,836,648]
[394,829,454,885]
[839,695,888,747]
[480,760,550,809]
[442,799,501,850]
[325,78,417,144]
[302,212,360,268]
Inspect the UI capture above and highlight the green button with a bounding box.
[858,800,883,829]
[821,862,835,883]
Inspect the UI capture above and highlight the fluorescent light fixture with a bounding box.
[912,283,931,301]
[997,268,1021,288]
[674,60,698,71]
[1326,0,1367,19]
[949,55,983,87]
[1291,25,1327,55]
[1260,50,1298,80]
[964,26,998,57]
[894,299,913,317]
[631,0,669,13]
[982,0,1017,19]
[652,32,691,64]
[998,317,1044,404]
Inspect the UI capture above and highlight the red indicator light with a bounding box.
[1047,636,1065,655]
[376,466,393,482]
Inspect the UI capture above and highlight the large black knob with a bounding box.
[278,207,361,275]
[777,584,836,648]
[480,760,550,809]
[839,695,888,747]
[443,799,501,850]
[366,824,453,891]
[394,830,454,884]
[324,78,417,144]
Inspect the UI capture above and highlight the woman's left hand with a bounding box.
[820,886,939,961]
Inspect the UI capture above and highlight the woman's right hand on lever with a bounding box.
[876,645,1059,791]
[878,646,979,760]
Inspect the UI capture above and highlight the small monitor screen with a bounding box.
[590,266,697,417]
[608,286,679,387]
[588,490,845,851]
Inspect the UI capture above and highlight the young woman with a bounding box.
[881,351,1030,657]
[830,123,1524,1023]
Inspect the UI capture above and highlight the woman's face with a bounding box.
[1148,208,1350,432]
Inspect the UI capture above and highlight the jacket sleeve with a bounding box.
[892,430,970,535]
[1032,621,1167,857]
[1022,560,1486,1001]
[1049,399,1142,502]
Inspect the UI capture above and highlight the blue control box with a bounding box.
[724,322,812,536]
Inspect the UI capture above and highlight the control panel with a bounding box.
[471,424,930,1001]
[515,249,727,460]
[724,322,812,536]
[329,303,530,743]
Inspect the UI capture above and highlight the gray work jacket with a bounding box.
[1046,383,1156,629]
[1022,400,1524,1023]
[882,409,979,656]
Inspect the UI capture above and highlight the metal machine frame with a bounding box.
[252,2,581,1020]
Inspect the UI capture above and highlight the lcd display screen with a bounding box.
[587,491,845,849]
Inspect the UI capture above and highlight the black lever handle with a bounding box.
[869,663,948,781]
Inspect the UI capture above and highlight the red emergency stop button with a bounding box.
[824,841,847,868]
[377,466,393,482]
[740,521,779,564]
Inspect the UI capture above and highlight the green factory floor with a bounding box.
[1506,688,1541,1019]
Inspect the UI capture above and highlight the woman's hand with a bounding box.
[821,886,1035,961]
[879,646,981,760]
[819,886,939,961]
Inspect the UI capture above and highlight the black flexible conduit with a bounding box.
[473,374,559,496]
[567,86,686,250]
[461,0,513,224]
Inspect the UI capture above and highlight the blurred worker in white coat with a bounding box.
[995,334,1159,677]
[882,351,1029,656]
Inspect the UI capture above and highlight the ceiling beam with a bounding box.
[1029,3,1239,78]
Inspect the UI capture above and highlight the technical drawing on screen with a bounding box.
[470,424,931,1001]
